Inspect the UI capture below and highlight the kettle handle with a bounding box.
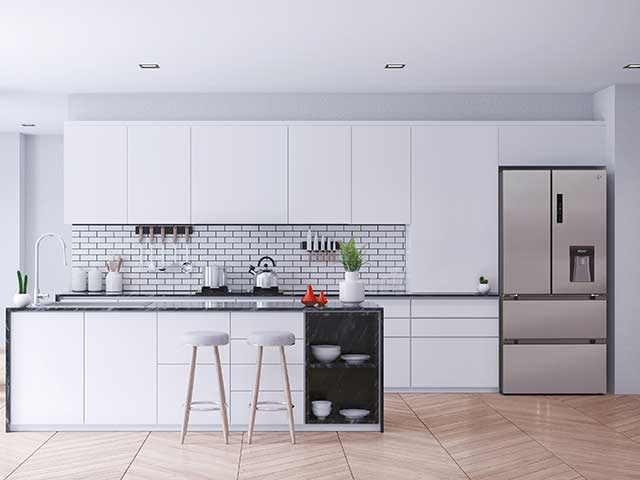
[258,256,276,268]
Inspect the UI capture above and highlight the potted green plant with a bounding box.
[14,270,32,308]
[339,237,365,304]
[478,275,490,295]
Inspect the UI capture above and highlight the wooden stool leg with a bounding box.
[213,345,229,444]
[280,346,296,444]
[180,346,197,444]
[247,346,263,444]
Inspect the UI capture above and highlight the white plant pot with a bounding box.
[339,271,365,305]
[477,283,490,295]
[13,293,32,308]
[106,272,123,294]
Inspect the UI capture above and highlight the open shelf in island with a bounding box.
[304,309,383,430]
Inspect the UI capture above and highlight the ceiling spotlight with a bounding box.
[139,63,160,69]
[385,63,406,69]
[624,64,640,69]
[21,123,36,127]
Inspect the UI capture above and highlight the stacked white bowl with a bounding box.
[311,400,332,420]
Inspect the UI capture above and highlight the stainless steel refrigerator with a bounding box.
[499,167,607,394]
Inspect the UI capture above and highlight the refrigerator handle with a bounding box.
[556,193,563,223]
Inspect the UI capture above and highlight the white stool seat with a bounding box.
[182,331,229,347]
[248,331,295,347]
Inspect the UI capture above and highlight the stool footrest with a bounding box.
[251,401,295,412]
[189,400,227,412]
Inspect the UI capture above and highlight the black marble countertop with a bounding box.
[8,300,383,313]
[56,291,499,300]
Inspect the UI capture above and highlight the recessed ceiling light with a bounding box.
[385,63,406,69]
[21,123,36,127]
[139,63,160,69]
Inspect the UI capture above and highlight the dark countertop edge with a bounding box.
[56,292,499,299]
[7,303,384,313]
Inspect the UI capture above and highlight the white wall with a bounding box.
[0,133,25,341]
[68,93,594,122]
[23,135,71,298]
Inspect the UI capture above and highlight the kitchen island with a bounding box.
[5,301,383,432]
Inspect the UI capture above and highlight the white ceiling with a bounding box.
[1,0,639,95]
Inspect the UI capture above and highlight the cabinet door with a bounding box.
[288,126,351,223]
[384,338,410,389]
[409,126,498,293]
[411,338,498,389]
[85,312,157,425]
[128,126,190,223]
[64,126,127,224]
[10,312,84,425]
[498,125,606,166]
[192,126,287,223]
[352,126,411,224]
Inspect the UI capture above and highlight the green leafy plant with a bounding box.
[340,237,365,272]
[479,276,489,285]
[17,270,28,294]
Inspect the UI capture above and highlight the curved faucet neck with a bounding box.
[34,233,68,305]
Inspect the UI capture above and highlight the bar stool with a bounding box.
[180,331,230,444]
[247,330,296,444]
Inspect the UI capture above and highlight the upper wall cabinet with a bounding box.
[288,126,351,223]
[192,126,287,223]
[127,126,191,224]
[498,125,606,166]
[409,126,498,293]
[64,126,127,224]
[351,126,411,224]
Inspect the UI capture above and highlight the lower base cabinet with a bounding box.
[384,338,411,388]
[411,338,498,389]
[157,364,230,425]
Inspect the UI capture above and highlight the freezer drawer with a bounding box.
[503,299,606,340]
[502,344,606,394]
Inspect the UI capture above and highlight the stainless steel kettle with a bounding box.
[248,256,279,289]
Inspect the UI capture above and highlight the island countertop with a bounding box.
[7,300,382,313]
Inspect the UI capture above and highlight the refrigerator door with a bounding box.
[552,169,607,294]
[502,344,606,394]
[503,298,607,340]
[501,170,551,294]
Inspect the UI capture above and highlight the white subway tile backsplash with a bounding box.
[71,224,406,293]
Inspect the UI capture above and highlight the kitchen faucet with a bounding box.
[34,233,67,305]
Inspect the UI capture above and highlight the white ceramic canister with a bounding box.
[71,267,88,292]
[106,272,123,294]
[88,268,103,292]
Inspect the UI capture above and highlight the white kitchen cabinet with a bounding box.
[127,126,190,223]
[230,339,304,364]
[411,338,498,389]
[288,126,351,223]
[191,126,287,223]
[409,126,498,293]
[85,312,157,425]
[412,318,498,337]
[10,312,84,426]
[230,391,304,426]
[411,299,499,318]
[498,125,606,166]
[157,364,230,426]
[384,338,411,389]
[230,364,304,391]
[351,126,411,224]
[229,312,304,338]
[64,126,127,224]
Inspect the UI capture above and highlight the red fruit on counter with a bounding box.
[301,285,317,307]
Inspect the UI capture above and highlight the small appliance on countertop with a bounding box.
[248,256,279,289]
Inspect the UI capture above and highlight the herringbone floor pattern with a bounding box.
[2,392,640,479]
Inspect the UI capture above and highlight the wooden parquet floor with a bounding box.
[2,393,640,479]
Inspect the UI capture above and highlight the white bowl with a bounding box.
[341,354,371,365]
[311,345,341,363]
[312,400,332,409]
[340,409,370,420]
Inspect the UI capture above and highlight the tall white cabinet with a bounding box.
[191,126,287,223]
[127,126,191,224]
[409,126,498,293]
[351,126,411,224]
[64,126,127,224]
[288,126,351,223]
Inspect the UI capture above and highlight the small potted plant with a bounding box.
[477,275,490,295]
[14,270,32,308]
[339,237,365,305]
